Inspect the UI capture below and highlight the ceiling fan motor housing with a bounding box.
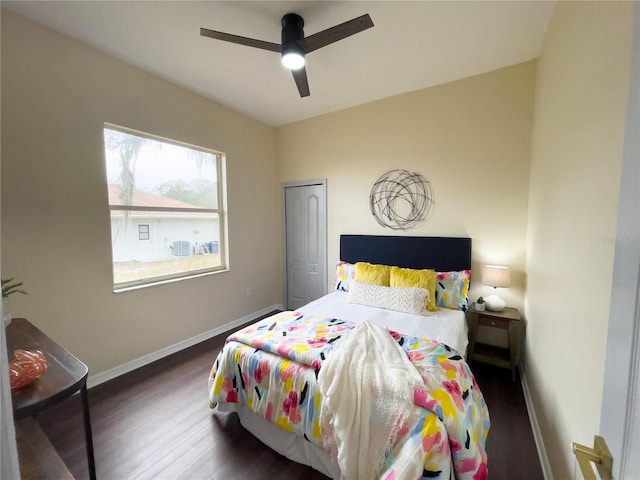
[281,13,305,50]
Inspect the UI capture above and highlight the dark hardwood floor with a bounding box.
[28,325,544,480]
[471,362,544,480]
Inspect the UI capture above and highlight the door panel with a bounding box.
[599,7,639,478]
[286,188,305,309]
[284,182,327,310]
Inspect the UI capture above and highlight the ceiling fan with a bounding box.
[200,13,374,98]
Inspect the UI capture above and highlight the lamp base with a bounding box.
[485,294,506,312]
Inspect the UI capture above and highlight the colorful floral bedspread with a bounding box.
[209,311,489,479]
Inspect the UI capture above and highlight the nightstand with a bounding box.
[467,304,520,381]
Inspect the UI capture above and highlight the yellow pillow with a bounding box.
[354,262,391,286]
[390,266,438,311]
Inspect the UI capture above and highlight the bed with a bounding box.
[209,235,489,479]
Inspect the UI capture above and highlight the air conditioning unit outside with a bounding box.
[173,241,190,256]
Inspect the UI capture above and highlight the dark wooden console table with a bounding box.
[6,318,96,480]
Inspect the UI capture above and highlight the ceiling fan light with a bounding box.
[281,45,305,70]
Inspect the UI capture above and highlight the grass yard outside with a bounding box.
[113,253,221,284]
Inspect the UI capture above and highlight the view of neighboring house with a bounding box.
[107,184,219,263]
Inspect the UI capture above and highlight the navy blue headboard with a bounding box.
[340,235,472,271]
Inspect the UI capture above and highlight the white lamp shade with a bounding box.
[481,265,511,288]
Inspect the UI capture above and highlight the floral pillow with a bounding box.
[332,261,356,292]
[436,270,471,311]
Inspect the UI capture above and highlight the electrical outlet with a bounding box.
[246,287,252,296]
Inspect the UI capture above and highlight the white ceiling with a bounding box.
[2,1,555,127]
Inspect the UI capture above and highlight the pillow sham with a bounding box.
[354,262,391,286]
[436,270,471,311]
[347,280,429,316]
[332,261,356,292]
[390,266,438,312]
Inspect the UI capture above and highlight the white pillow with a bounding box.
[347,280,429,316]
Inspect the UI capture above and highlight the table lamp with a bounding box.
[482,265,511,311]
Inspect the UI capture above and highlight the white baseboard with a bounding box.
[520,365,554,480]
[87,305,283,388]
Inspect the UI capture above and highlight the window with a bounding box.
[103,124,226,291]
[138,225,150,241]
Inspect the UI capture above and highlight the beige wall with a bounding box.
[525,2,634,478]
[1,11,280,376]
[276,62,537,313]
[3,3,636,477]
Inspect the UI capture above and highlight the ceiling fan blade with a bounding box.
[200,28,281,53]
[292,67,310,97]
[300,14,374,54]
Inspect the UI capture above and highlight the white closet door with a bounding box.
[284,181,327,310]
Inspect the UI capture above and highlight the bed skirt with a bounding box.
[217,403,340,479]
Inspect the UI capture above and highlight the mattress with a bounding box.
[299,290,469,355]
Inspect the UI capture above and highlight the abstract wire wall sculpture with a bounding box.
[369,169,434,230]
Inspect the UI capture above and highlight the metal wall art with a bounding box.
[369,169,433,230]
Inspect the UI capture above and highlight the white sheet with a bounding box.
[299,291,468,355]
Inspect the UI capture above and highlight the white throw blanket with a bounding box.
[318,321,425,480]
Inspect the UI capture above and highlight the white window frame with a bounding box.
[104,123,228,291]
